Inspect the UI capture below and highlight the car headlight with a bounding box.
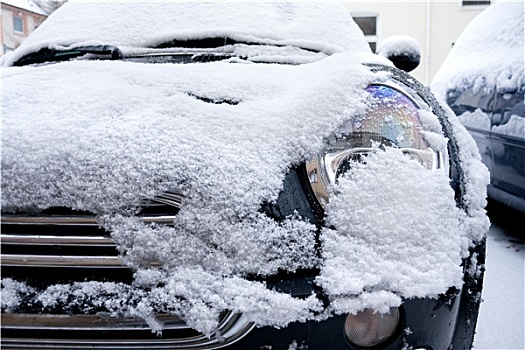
[306,82,448,206]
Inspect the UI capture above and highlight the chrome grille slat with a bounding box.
[1,313,188,331]
[1,215,177,225]
[1,234,115,245]
[1,254,124,267]
[1,313,255,349]
[1,215,100,225]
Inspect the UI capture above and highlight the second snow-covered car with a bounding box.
[432,1,525,213]
[1,2,489,349]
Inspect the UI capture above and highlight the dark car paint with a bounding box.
[447,87,525,213]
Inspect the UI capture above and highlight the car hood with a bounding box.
[2,53,377,214]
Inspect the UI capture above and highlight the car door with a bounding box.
[489,88,525,200]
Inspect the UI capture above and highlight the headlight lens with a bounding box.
[344,307,400,347]
[306,83,447,207]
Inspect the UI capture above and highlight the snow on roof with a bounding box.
[1,1,489,336]
[432,1,525,98]
[1,0,47,16]
[3,1,378,67]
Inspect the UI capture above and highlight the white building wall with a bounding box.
[342,1,487,85]
[428,2,486,84]
[1,2,47,54]
[1,6,22,52]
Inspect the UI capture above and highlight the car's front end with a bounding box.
[1,2,490,349]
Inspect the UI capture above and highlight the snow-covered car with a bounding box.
[1,2,490,349]
[432,1,525,214]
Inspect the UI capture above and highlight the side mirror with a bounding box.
[376,35,421,73]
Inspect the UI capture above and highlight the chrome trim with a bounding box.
[1,312,255,349]
[0,215,177,225]
[147,192,184,208]
[1,234,115,245]
[1,215,100,225]
[2,313,188,331]
[1,254,125,267]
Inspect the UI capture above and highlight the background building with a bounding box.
[0,0,47,55]
[344,0,492,85]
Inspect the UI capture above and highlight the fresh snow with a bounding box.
[376,35,421,58]
[457,109,492,132]
[473,206,525,349]
[317,149,465,316]
[457,108,525,138]
[1,1,490,336]
[492,114,525,139]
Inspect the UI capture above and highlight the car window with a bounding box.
[491,90,525,140]
[447,87,494,117]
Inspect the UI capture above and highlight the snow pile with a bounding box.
[104,212,318,276]
[0,279,36,313]
[454,106,525,140]
[432,1,524,98]
[317,149,465,315]
[1,53,373,213]
[2,271,323,336]
[445,108,490,251]
[493,114,525,138]
[457,109,492,131]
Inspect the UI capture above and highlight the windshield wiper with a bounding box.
[154,36,318,53]
[154,37,242,49]
[13,45,123,67]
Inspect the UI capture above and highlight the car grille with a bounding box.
[1,311,254,349]
[1,200,254,349]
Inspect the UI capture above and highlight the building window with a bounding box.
[462,0,491,6]
[352,15,378,52]
[13,16,23,33]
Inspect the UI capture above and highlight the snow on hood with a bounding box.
[432,1,525,98]
[2,1,380,67]
[1,2,489,336]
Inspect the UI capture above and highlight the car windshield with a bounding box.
[13,37,324,67]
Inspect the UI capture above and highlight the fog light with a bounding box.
[344,307,400,347]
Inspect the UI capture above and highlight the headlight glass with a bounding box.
[306,83,447,207]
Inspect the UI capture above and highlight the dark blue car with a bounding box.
[432,1,525,213]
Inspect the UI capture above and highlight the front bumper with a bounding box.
[1,295,460,350]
